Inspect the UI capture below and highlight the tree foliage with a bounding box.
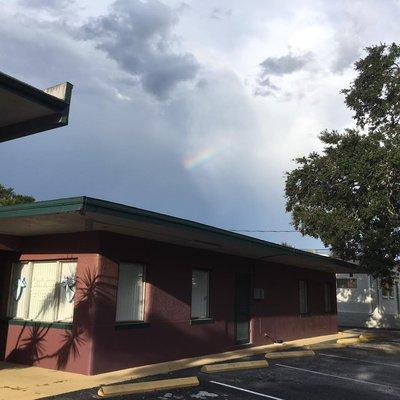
[342,43,400,130]
[0,183,35,206]
[285,43,400,282]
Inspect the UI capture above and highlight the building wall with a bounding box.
[1,232,338,375]
[0,233,101,374]
[0,250,14,359]
[337,273,400,329]
[91,232,337,374]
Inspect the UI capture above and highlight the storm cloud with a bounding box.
[259,51,313,76]
[2,0,400,251]
[254,51,313,96]
[80,0,199,99]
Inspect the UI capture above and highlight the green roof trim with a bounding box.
[0,196,357,270]
[0,196,85,219]
[0,71,69,111]
[0,71,73,142]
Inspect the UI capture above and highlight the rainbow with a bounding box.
[182,147,218,169]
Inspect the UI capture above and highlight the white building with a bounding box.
[336,273,400,329]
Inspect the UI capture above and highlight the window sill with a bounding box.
[189,318,214,325]
[115,321,150,330]
[7,319,73,330]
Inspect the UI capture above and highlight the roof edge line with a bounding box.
[81,197,356,269]
[0,196,86,219]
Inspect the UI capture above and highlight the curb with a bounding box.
[337,337,360,345]
[98,376,199,397]
[307,343,345,350]
[359,333,377,342]
[201,360,268,373]
[265,350,315,359]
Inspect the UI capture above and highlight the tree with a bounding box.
[0,183,35,206]
[285,43,400,283]
[342,43,400,130]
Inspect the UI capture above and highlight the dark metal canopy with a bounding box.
[0,197,358,274]
[0,71,72,142]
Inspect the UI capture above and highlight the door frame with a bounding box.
[234,272,251,345]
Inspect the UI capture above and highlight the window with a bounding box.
[324,283,333,313]
[8,261,77,322]
[116,263,145,322]
[382,284,395,299]
[336,278,358,289]
[299,280,308,315]
[191,269,210,319]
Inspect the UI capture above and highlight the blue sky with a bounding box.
[1,0,400,250]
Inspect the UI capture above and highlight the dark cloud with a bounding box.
[259,51,313,76]
[80,0,199,99]
[254,51,313,97]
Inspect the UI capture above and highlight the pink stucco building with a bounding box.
[0,197,355,375]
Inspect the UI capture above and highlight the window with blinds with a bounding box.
[299,280,309,315]
[8,262,31,320]
[8,261,77,322]
[191,269,210,319]
[116,263,145,322]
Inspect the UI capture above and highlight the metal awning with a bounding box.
[0,197,358,273]
[0,71,72,142]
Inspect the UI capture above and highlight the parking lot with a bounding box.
[47,337,400,400]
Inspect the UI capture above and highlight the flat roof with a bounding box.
[0,71,72,142]
[0,197,358,273]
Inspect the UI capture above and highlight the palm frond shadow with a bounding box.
[6,267,117,370]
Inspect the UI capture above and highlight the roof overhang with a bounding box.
[0,71,73,142]
[0,197,359,273]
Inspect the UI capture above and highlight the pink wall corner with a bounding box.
[4,248,101,375]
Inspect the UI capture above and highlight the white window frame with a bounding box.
[191,269,210,319]
[7,260,77,323]
[115,263,146,322]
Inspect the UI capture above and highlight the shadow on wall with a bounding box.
[0,251,14,359]
[337,287,373,305]
[5,267,116,370]
[337,284,400,329]
[366,306,400,329]
[90,249,244,373]
[91,251,338,374]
